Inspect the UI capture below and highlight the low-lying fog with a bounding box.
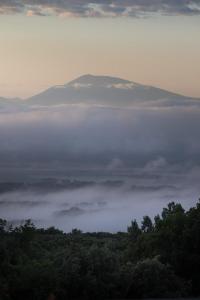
[0,171,199,232]
[1,100,200,232]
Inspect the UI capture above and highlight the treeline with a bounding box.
[0,201,200,299]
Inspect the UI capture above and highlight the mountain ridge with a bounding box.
[68,74,134,86]
[26,74,200,107]
[0,75,199,107]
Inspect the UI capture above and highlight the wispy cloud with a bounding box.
[0,0,200,17]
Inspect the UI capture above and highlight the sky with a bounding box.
[0,0,200,98]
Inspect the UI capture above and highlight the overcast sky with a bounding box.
[0,0,200,98]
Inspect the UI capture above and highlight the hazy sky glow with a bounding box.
[0,2,200,98]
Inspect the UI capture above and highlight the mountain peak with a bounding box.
[68,74,134,87]
[27,74,198,108]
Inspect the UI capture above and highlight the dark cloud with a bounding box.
[0,0,199,17]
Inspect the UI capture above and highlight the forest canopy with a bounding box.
[0,200,200,299]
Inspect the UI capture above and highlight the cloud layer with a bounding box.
[0,0,200,17]
[1,103,200,173]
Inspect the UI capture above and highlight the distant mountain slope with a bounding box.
[0,97,24,112]
[27,74,200,107]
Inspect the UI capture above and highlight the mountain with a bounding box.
[13,75,200,107]
[0,97,25,112]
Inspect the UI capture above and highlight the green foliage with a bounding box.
[127,219,141,242]
[127,257,189,298]
[0,218,7,233]
[141,216,153,233]
[0,201,200,299]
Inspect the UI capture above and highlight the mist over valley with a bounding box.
[0,75,200,231]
